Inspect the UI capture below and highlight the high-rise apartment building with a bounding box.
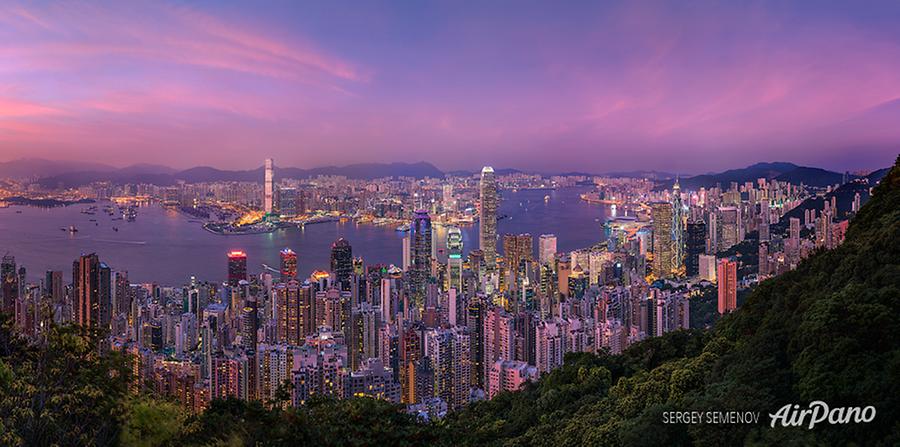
[717,258,737,314]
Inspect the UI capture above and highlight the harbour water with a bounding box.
[0,187,612,285]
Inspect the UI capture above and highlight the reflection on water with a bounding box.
[0,187,609,285]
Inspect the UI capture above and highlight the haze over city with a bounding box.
[2,1,900,173]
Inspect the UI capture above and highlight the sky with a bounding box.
[1,0,899,174]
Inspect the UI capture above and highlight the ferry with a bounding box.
[395,223,410,232]
[68,226,78,233]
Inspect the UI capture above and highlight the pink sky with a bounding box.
[1,1,899,173]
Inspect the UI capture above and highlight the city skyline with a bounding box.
[2,1,900,173]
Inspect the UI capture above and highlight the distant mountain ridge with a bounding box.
[35,161,447,188]
[658,161,855,190]
[0,157,880,189]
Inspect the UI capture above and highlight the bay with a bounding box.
[0,187,611,285]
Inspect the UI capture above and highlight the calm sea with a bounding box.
[0,187,612,285]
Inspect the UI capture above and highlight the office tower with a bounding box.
[264,158,274,214]
[538,234,557,265]
[1,255,17,313]
[671,180,686,275]
[487,360,538,399]
[466,297,485,388]
[280,248,297,281]
[717,206,741,251]
[651,202,674,278]
[479,166,498,271]
[331,238,353,291]
[447,226,463,292]
[567,265,588,300]
[717,259,737,314]
[409,210,433,305]
[73,253,111,330]
[852,192,861,213]
[685,220,707,277]
[699,255,717,282]
[227,251,248,287]
[278,187,298,217]
[707,212,718,253]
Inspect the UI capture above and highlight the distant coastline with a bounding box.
[1,196,96,208]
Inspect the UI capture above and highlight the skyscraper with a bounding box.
[331,238,353,291]
[685,220,707,277]
[446,226,463,292]
[758,201,771,242]
[671,180,686,275]
[503,233,533,287]
[409,210,433,305]
[717,258,737,314]
[264,158,274,214]
[280,248,297,281]
[651,202,674,278]
[227,251,248,287]
[538,234,557,265]
[717,206,741,251]
[479,166,498,271]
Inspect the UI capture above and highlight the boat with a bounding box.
[113,227,118,232]
[68,226,78,233]
[544,195,550,202]
[395,224,410,232]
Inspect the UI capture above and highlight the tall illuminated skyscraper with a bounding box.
[670,179,685,275]
[409,210,433,305]
[227,251,248,287]
[264,158,274,214]
[480,166,498,271]
[280,248,297,281]
[651,203,674,278]
[331,238,353,291]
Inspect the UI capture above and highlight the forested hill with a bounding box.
[1,156,898,446]
[445,155,900,446]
